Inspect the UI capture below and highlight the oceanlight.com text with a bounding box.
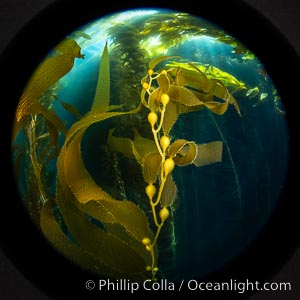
[85,278,292,294]
[186,279,291,294]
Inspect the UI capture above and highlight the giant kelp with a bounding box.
[106,11,253,109]
[13,38,84,210]
[137,12,254,58]
[12,39,242,281]
[108,24,149,111]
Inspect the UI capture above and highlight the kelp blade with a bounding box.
[16,53,78,123]
[194,141,223,167]
[57,136,153,278]
[91,43,110,113]
[40,199,123,278]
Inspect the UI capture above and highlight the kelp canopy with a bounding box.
[11,9,287,282]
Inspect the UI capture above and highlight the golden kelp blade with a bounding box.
[163,100,178,135]
[168,139,192,157]
[173,142,198,166]
[108,128,157,166]
[149,55,180,70]
[57,134,153,278]
[108,128,136,160]
[167,61,247,90]
[142,152,162,184]
[167,64,241,116]
[132,130,157,161]
[40,199,122,278]
[149,88,163,112]
[55,179,148,277]
[168,85,204,106]
[160,175,177,207]
[91,43,110,112]
[193,141,223,167]
[52,41,155,276]
[58,122,155,275]
[168,139,198,166]
[204,100,229,115]
[157,73,170,93]
[62,129,113,203]
[55,38,85,58]
[56,98,82,119]
[16,52,80,123]
[77,199,153,250]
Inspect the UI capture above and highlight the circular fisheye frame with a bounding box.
[0,0,299,298]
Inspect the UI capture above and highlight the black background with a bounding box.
[0,0,299,299]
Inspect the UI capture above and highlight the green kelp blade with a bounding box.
[149,55,180,70]
[160,175,177,207]
[193,141,223,167]
[91,42,110,113]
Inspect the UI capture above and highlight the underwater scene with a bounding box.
[11,9,289,282]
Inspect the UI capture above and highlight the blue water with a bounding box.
[171,98,289,280]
